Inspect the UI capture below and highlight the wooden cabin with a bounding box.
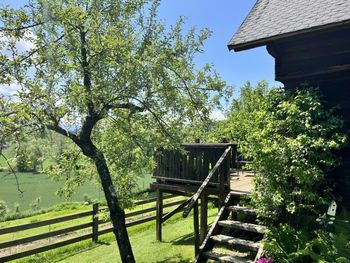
[229,0,350,210]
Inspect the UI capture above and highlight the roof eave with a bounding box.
[228,19,350,52]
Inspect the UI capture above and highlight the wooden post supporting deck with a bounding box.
[200,194,208,244]
[156,189,163,241]
[193,201,200,256]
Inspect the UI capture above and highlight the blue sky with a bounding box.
[1,0,282,98]
[157,0,282,90]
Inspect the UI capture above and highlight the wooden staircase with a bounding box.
[195,191,266,263]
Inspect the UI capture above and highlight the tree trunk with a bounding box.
[84,143,135,262]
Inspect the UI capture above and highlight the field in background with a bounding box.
[0,172,100,211]
[0,170,153,212]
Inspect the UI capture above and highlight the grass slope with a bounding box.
[6,203,217,263]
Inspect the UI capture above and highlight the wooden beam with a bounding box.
[200,194,208,244]
[193,201,200,256]
[161,199,191,223]
[150,182,227,196]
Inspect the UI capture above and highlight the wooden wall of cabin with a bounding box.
[266,25,350,210]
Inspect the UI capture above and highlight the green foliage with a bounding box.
[16,145,42,172]
[208,81,270,143]
[45,143,96,199]
[0,200,8,218]
[263,224,350,263]
[216,82,346,222]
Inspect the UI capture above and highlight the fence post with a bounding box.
[156,189,163,241]
[92,203,99,242]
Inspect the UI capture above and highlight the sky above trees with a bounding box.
[0,0,281,99]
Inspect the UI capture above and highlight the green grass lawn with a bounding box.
[1,199,217,263]
[15,209,217,263]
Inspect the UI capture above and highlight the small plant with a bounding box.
[14,202,20,214]
[0,200,8,218]
[30,197,41,211]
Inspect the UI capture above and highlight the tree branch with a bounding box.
[103,102,144,114]
[165,65,208,123]
[0,22,45,32]
[79,29,94,116]
[46,123,80,144]
[0,152,24,196]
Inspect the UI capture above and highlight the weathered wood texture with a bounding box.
[153,143,237,185]
[267,25,350,209]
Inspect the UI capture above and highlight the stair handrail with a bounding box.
[182,146,232,218]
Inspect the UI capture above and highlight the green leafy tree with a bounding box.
[0,0,227,261]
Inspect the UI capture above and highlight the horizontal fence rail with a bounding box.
[0,194,183,262]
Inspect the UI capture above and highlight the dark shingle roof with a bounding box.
[229,0,350,51]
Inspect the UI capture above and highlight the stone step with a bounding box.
[218,220,266,234]
[226,206,256,215]
[210,234,260,252]
[203,251,254,263]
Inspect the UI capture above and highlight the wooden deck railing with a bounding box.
[182,146,232,217]
[0,195,184,262]
[153,143,236,186]
[155,144,233,254]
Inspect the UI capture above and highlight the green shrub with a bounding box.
[263,224,350,263]
[217,83,346,223]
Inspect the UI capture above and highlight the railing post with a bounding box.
[92,203,99,242]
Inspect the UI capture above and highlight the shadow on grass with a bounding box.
[96,240,111,246]
[160,232,194,246]
[170,232,194,246]
[155,253,192,263]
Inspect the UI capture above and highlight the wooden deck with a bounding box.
[230,170,255,193]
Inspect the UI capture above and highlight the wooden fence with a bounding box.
[0,195,182,262]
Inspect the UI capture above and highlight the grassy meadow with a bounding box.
[0,171,100,211]
[0,149,153,213]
